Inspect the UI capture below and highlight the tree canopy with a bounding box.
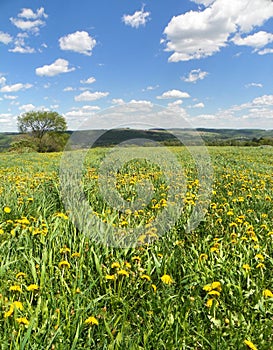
[16,110,68,152]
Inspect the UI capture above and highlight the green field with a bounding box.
[0,147,273,349]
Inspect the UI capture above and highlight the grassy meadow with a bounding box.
[0,146,273,349]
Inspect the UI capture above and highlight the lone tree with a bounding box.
[17,110,68,152]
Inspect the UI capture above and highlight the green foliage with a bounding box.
[0,147,272,349]
[17,110,67,152]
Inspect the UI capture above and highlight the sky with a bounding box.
[1,0,273,131]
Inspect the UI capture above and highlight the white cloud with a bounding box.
[245,82,263,88]
[192,102,205,108]
[157,89,190,99]
[112,98,125,105]
[80,76,96,84]
[63,86,75,92]
[9,33,35,53]
[19,104,35,112]
[0,32,12,44]
[253,94,273,106]
[65,105,101,118]
[142,84,159,92]
[4,95,17,100]
[18,7,47,20]
[36,58,75,77]
[232,31,273,49]
[258,48,273,55]
[59,31,96,56]
[74,91,109,102]
[182,69,208,83]
[163,0,273,62]
[122,7,151,28]
[0,83,32,92]
[0,76,6,85]
[10,8,47,34]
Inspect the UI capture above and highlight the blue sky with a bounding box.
[1,0,273,131]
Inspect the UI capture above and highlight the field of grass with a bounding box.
[0,146,273,349]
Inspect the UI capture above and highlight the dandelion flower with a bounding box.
[4,206,11,213]
[140,274,151,282]
[105,274,115,280]
[111,262,120,269]
[242,264,251,271]
[60,247,70,254]
[58,261,70,269]
[243,339,257,350]
[26,284,39,292]
[208,290,220,297]
[262,289,273,298]
[117,269,129,277]
[151,284,157,293]
[84,316,99,326]
[256,262,265,269]
[71,252,80,258]
[13,301,24,310]
[132,256,141,263]
[16,272,27,279]
[4,305,14,318]
[161,274,174,285]
[255,254,264,261]
[9,285,22,293]
[15,317,29,326]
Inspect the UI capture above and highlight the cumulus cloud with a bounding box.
[163,0,273,62]
[0,76,7,85]
[182,69,208,83]
[9,33,35,53]
[191,102,205,108]
[157,89,190,99]
[0,32,12,45]
[245,82,263,88]
[122,7,151,28]
[74,91,109,102]
[36,58,75,77]
[112,98,125,105]
[10,7,47,34]
[80,76,96,84]
[4,95,17,100]
[0,83,32,92]
[257,48,273,55]
[252,94,273,106]
[19,104,35,112]
[65,105,101,118]
[232,31,273,49]
[59,31,96,56]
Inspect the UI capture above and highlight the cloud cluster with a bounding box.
[157,89,190,99]
[74,91,109,102]
[36,59,75,77]
[10,7,47,34]
[182,69,208,83]
[163,0,273,61]
[122,7,151,28]
[59,31,96,56]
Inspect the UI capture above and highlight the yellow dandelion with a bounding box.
[242,264,251,271]
[161,274,174,285]
[4,305,14,318]
[105,274,115,280]
[208,290,220,297]
[140,274,151,282]
[117,269,129,277]
[243,339,257,350]
[84,316,99,326]
[26,284,39,292]
[151,284,157,293]
[60,247,70,254]
[256,263,265,269]
[206,298,219,308]
[15,317,29,326]
[71,252,80,258]
[0,228,4,235]
[58,261,70,269]
[16,272,27,279]
[203,284,212,292]
[255,254,264,261]
[13,301,24,310]
[111,262,120,269]
[199,253,208,261]
[4,206,11,213]
[262,289,273,298]
[132,256,141,263]
[9,285,22,293]
[211,281,222,291]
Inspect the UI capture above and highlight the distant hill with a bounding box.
[1,128,273,151]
